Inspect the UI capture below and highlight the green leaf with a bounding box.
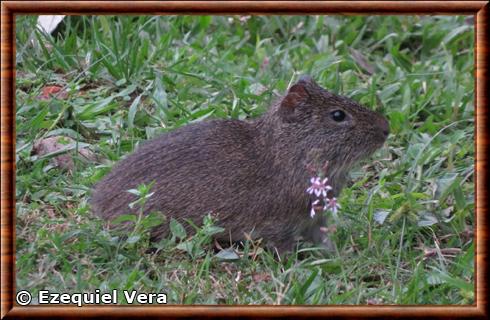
[26,106,49,132]
[152,76,169,119]
[202,225,224,237]
[126,235,141,244]
[442,25,471,45]
[141,212,166,229]
[176,240,202,256]
[379,82,401,101]
[189,108,215,123]
[298,268,319,299]
[432,268,473,292]
[170,218,187,239]
[127,94,143,130]
[435,173,461,202]
[77,97,117,120]
[390,46,412,73]
[215,248,240,260]
[453,185,466,210]
[417,212,438,227]
[199,16,212,30]
[112,214,137,224]
[374,210,390,225]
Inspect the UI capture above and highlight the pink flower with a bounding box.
[306,166,340,219]
[324,197,341,215]
[310,199,320,218]
[306,176,332,197]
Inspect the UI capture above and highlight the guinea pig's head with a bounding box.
[278,76,389,169]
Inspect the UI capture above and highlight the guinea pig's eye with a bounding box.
[330,110,346,122]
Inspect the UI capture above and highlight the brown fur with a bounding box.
[90,77,389,253]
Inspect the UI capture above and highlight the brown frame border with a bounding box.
[1,1,488,318]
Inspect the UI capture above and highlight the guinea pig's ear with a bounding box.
[278,81,310,122]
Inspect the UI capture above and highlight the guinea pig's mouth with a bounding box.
[371,128,389,151]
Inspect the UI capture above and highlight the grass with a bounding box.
[15,15,474,305]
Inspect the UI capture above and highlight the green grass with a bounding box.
[15,15,474,305]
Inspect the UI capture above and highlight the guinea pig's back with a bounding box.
[90,119,257,223]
